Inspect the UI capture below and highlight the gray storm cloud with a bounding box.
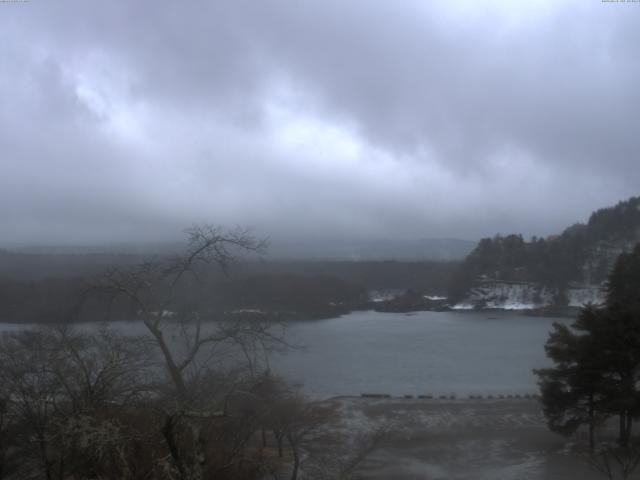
[1,0,639,246]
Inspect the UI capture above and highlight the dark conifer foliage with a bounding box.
[536,242,640,448]
[607,244,640,314]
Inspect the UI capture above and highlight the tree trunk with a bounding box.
[274,431,283,458]
[619,412,631,447]
[288,434,300,480]
[588,393,595,450]
[162,414,187,479]
[192,420,206,480]
[37,434,52,480]
[145,322,187,400]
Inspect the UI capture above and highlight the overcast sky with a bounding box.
[1,0,639,247]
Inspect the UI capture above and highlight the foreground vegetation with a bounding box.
[0,226,382,480]
[536,244,640,478]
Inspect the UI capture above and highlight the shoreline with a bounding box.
[313,395,604,479]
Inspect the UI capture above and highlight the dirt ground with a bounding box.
[318,396,608,480]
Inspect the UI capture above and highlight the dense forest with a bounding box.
[0,250,457,323]
[450,196,640,301]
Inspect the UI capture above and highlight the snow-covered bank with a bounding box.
[453,281,605,311]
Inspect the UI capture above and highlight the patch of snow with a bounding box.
[423,295,448,301]
[459,282,554,310]
[451,303,475,310]
[458,281,608,311]
[149,310,176,318]
[497,302,538,310]
[368,290,403,303]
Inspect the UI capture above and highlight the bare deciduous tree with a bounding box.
[0,326,152,480]
[0,226,327,480]
[86,225,288,479]
[268,393,337,480]
[90,225,273,399]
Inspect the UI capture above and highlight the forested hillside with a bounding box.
[450,196,640,308]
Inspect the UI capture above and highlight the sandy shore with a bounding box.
[316,396,605,480]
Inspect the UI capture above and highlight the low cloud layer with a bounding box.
[2,0,639,246]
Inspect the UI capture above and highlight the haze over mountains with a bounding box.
[8,237,475,262]
[253,237,475,261]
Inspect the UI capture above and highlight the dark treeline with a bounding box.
[215,274,368,317]
[450,196,640,300]
[0,272,367,324]
[0,249,457,323]
[0,249,145,279]
[233,260,457,293]
[0,250,458,292]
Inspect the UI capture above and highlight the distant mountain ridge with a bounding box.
[267,237,475,261]
[6,237,475,263]
[451,196,640,310]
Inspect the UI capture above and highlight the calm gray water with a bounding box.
[269,310,568,397]
[0,310,568,398]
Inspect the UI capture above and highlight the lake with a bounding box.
[0,310,568,398]
[270,310,568,398]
